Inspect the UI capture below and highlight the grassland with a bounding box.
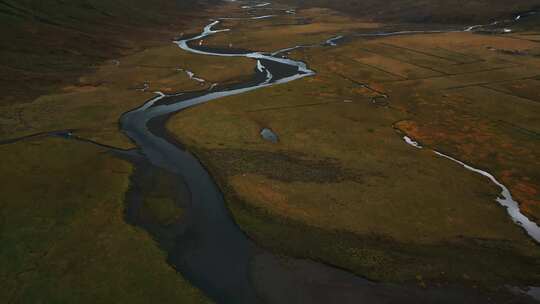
[0,0,208,107]
[0,29,253,148]
[0,0,255,149]
[2,0,540,301]
[207,8,379,52]
[167,6,540,291]
[0,1,250,302]
[0,137,211,303]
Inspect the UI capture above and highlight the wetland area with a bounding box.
[1,0,540,303]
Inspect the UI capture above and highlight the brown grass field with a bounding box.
[167,5,540,291]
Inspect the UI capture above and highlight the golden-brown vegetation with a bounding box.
[167,7,540,288]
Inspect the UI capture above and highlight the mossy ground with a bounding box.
[0,0,204,106]
[0,138,211,303]
[0,2,251,302]
[2,0,540,301]
[139,169,185,226]
[0,34,253,148]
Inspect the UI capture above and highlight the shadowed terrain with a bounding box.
[0,0,205,105]
[277,0,540,24]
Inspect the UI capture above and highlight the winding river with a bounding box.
[116,2,539,303]
[120,13,315,304]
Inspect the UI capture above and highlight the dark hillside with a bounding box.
[278,0,540,24]
[0,0,206,105]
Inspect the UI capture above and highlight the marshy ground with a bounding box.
[1,0,540,302]
[168,2,540,295]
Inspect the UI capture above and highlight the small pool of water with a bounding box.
[260,128,278,143]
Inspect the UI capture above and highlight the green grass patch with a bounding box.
[0,138,211,303]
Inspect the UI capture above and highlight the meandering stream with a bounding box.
[116,2,539,303]
[401,136,540,243]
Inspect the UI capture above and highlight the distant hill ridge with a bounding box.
[278,0,540,24]
[0,0,204,32]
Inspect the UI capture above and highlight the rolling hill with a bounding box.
[278,0,540,24]
[0,0,206,105]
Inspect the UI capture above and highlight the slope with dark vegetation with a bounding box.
[0,2,219,303]
[278,0,540,24]
[0,0,208,105]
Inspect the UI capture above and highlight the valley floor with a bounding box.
[1,0,540,302]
